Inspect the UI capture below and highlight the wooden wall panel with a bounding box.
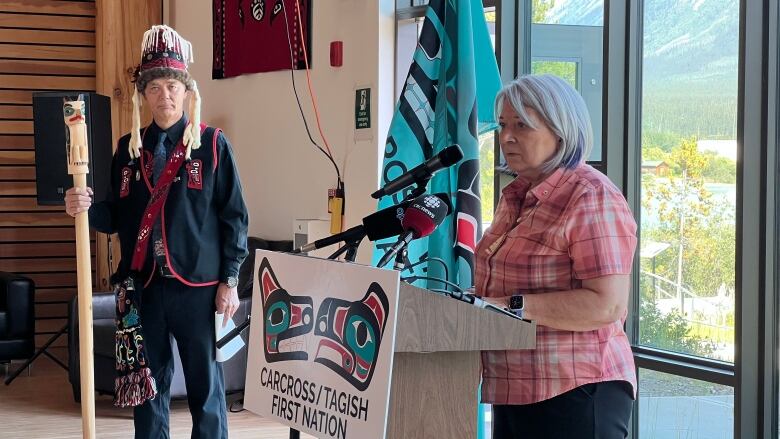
[0,166,35,180]
[0,151,34,164]
[0,13,94,30]
[0,60,95,76]
[0,197,63,210]
[0,135,34,149]
[0,43,95,60]
[95,0,161,289]
[35,302,70,318]
[24,272,82,288]
[0,90,33,105]
[0,242,94,258]
[0,120,33,134]
[0,227,85,241]
[2,257,89,273]
[0,29,95,46]
[96,0,161,151]
[0,75,96,91]
[36,288,78,302]
[0,212,75,226]
[0,106,33,119]
[0,0,160,351]
[0,1,96,16]
[0,0,99,350]
[0,182,37,196]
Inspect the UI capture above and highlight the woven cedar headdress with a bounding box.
[129,25,201,160]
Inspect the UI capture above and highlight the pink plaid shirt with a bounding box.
[476,164,637,405]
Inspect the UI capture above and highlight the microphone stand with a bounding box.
[387,180,430,273]
[393,247,412,272]
[327,237,362,262]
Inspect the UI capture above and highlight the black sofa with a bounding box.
[68,237,292,402]
[0,272,35,368]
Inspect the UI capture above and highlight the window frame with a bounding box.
[392,1,780,437]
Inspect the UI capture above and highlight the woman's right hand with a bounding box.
[64,187,93,217]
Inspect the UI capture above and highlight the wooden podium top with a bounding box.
[393,282,536,353]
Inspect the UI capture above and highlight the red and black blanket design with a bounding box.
[213,0,311,79]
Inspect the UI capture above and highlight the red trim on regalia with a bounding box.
[140,58,187,72]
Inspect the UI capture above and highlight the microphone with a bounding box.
[377,193,452,268]
[293,200,413,254]
[371,145,464,199]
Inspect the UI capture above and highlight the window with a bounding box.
[638,0,738,364]
[480,7,497,227]
[530,0,604,161]
[639,369,734,438]
[394,1,780,437]
[531,60,578,88]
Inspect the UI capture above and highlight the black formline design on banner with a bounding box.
[257,257,390,391]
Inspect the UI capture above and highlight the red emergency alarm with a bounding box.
[330,41,343,67]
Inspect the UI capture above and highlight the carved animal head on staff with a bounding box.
[63,98,86,127]
[63,95,89,174]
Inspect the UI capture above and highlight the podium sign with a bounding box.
[245,250,400,439]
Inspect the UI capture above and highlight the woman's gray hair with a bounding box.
[495,74,593,173]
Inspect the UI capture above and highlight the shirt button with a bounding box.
[543,190,549,195]
[147,214,152,218]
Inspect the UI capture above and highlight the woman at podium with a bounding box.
[477,74,637,439]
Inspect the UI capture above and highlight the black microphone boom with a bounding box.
[293,225,366,254]
[371,144,464,199]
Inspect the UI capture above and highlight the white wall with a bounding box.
[166,0,395,263]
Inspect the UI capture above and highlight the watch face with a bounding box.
[510,295,524,311]
[226,277,238,288]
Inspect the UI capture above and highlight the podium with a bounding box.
[387,282,536,439]
[243,252,536,439]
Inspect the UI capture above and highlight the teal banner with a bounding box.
[374,0,501,292]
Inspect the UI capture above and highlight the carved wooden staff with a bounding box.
[64,97,96,439]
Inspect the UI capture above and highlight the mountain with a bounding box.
[545,0,739,89]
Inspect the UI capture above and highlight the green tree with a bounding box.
[643,137,714,312]
[479,133,495,224]
[531,61,577,88]
[669,136,709,178]
[682,209,735,297]
[642,130,685,153]
[639,297,715,357]
[703,153,737,184]
[532,0,556,23]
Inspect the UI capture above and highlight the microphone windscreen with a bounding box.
[402,194,451,238]
[438,144,464,167]
[431,192,453,213]
[362,199,413,241]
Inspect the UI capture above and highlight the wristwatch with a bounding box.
[509,294,524,318]
[224,276,239,288]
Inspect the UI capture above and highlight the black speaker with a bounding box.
[32,91,113,205]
